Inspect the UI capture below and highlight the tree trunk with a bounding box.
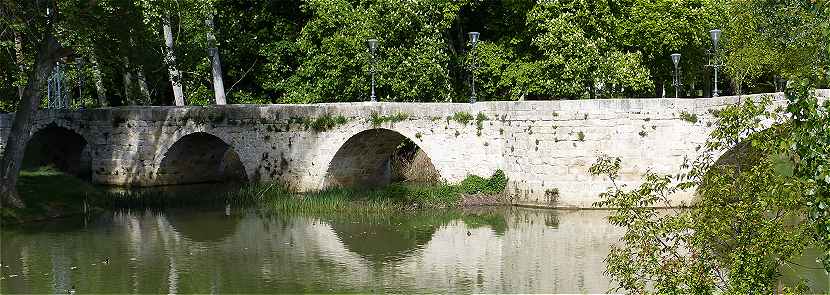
[14,31,25,103]
[136,66,150,105]
[163,16,185,106]
[205,16,226,105]
[654,80,663,98]
[0,35,69,208]
[123,69,133,105]
[733,74,744,95]
[89,54,107,106]
[703,69,711,98]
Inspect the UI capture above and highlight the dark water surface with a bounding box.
[1,206,826,293]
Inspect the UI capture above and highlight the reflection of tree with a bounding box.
[459,210,509,235]
[544,214,560,229]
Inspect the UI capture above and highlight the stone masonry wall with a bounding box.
[2,92,824,208]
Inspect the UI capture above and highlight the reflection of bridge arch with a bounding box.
[155,132,247,185]
[330,219,437,263]
[22,123,91,179]
[323,128,440,188]
[165,209,242,242]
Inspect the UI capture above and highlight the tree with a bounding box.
[205,15,226,105]
[212,0,307,104]
[591,91,827,292]
[721,0,829,94]
[162,15,185,106]
[787,81,830,274]
[619,0,724,97]
[275,0,471,103]
[1,0,73,207]
[473,0,654,100]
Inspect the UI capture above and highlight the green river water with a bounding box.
[1,206,827,293]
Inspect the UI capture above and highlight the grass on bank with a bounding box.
[2,167,102,224]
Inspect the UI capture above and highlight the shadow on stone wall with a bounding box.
[156,132,247,185]
[323,128,440,188]
[22,123,91,179]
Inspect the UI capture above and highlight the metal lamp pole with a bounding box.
[671,53,681,98]
[367,39,378,102]
[468,32,479,104]
[708,29,722,97]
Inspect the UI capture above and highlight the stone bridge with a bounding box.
[2,92,819,208]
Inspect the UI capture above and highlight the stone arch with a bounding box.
[710,123,783,172]
[155,132,247,185]
[323,128,440,188]
[22,123,91,179]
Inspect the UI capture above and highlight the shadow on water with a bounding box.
[96,182,246,209]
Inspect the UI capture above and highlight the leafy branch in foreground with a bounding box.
[786,82,830,272]
[591,95,821,293]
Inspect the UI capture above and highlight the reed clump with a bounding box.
[236,170,509,213]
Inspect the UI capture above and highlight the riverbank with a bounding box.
[2,168,509,224]
[1,167,103,224]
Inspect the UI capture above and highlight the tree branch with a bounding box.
[225,59,257,96]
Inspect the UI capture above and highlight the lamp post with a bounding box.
[468,32,480,104]
[671,53,681,98]
[707,29,722,97]
[367,39,378,102]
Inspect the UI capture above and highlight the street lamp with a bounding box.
[706,29,722,97]
[671,53,681,98]
[710,29,721,51]
[468,32,480,104]
[367,39,378,102]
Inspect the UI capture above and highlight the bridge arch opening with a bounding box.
[156,132,247,185]
[22,124,91,179]
[324,129,439,188]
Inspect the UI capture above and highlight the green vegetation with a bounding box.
[235,170,508,213]
[2,0,828,112]
[294,114,349,132]
[590,90,829,293]
[475,113,489,135]
[448,112,474,125]
[576,131,585,141]
[2,167,101,224]
[273,206,509,236]
[369,112,410,127]
[679,111,699,124]
[786,83,830,273]
[4,166,509,224]
[544,188,560,205]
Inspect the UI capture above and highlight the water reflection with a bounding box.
[2,207,826,293]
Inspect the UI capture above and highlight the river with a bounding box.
[1,206,827,293]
